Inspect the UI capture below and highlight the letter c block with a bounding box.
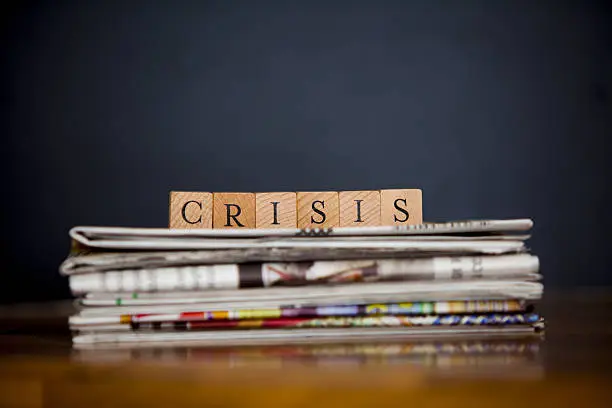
[169,191,213,229]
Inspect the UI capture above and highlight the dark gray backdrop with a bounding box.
[2,1,611,303]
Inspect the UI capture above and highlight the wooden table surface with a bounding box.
[1,290,611,408]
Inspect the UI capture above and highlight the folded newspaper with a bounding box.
[62,219,533,273]
[61,219,545,347]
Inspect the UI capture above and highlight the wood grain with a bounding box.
[380,189,423,226]
[213,193,256,229]
[168,191,213,229]
[297,192,339,229]
[256,192,297,229]
[339,190,381,227]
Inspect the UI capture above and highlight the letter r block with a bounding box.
[256,192,297,228]
[169,191,213,229]
[380,189,423,226]
[339,191,381,227]
[297,192,339,229]
[213,193,256,229]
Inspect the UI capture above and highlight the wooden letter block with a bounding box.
[339,190,381,227]
[169,191,213,229]
[297,192,339,229]
[256,192,297,228]
[380,189,423,226]
[213,193,256,229]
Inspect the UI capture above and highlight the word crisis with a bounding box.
[169,189,422,229]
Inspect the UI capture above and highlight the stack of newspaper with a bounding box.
[60,219,544,349]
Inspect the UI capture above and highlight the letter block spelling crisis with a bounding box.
[213,193,256,229]
[380,189,423,226]
[296,192,340,229]
[169,189,422,229]
[256,192,297,228]
[169,191,213,229]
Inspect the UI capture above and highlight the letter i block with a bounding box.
[297,192,339,229]
[256,192,297,228]
[169,191,213,229]
[213,193,256,228]
[339,191,381,227]
[380,189,423,226]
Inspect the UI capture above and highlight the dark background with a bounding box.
[2,1,611,303]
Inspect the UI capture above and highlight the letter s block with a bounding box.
[297,192,339,229]
[169,191,213,229]
[213,192,256,229]
[380,189,423,226]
